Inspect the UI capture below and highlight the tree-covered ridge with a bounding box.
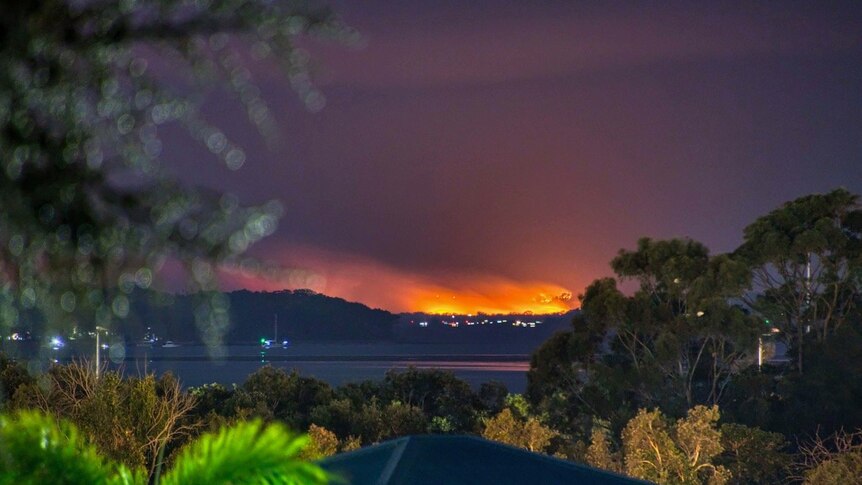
[119,289,398,343]
[228,289,397,342]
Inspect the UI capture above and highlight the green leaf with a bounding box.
[160,419,330,485]
[0,410,145,485]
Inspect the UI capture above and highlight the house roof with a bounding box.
[320,435,648,485]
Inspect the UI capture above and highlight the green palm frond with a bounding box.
[0,411,144,485]
[160,419,331,485]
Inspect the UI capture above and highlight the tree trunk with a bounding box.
[797,320,804,374]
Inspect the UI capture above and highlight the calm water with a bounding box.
[105,343,532,392]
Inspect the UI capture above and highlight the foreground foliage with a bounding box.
[621,406,730,484]
[799,429,862,485]
[0,410,328,485]
[0,411,140,485]
[5,355,861,484]
[13,361,195,476]
[160,420,328,485]
[481,408,557,453]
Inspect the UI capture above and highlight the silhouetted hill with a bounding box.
[227,289,397,342]
[106,290,576,346]
[124,289,398,343]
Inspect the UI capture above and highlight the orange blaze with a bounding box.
[217,245,574,314]
[409,284,572,315]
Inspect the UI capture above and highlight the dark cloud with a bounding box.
[163,1,862,311]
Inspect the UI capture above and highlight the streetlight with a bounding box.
[94,326,107,378]
[758,325,781,371]
[758,336,763,370]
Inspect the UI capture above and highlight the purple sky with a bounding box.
[163,1,862,313]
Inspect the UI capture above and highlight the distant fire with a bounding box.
[409,286,572,315]
[217,245,574,314]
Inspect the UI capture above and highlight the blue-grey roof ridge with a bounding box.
[320,434,652,485]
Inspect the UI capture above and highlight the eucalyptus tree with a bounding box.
[528,238,758,427]
[481,407,558,454]
[735,188,862,373]
[621,405,730,485]
[611,239,756,407]
[0,1,355,351]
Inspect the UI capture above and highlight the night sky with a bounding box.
[164,1,862,314]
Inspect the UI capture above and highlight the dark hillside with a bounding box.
[123,289,398,343]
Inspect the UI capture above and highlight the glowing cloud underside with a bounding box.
[218,245,573,314]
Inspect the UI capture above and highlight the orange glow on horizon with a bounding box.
[218,245,575,315]
[409,285,572,315]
